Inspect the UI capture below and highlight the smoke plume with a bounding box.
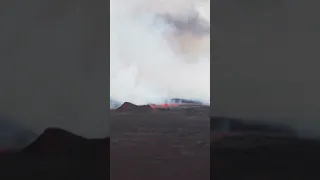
[110,0,210,105]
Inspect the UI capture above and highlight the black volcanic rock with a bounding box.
[116,102,153,112]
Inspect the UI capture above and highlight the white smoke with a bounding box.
[110,0,210,105]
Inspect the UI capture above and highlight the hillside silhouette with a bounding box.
[0,128,110,178]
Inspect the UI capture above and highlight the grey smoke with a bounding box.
[160,13,210,36]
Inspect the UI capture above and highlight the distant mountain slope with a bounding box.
[0,118,38,150]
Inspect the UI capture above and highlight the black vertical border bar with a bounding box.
[107,0,111,179]
[209,0,213,179]
[105,0,111,179]
[209,1,214,179]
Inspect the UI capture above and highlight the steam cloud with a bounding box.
[110,0,210,105]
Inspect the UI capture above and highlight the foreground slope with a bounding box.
[111,106,210,180]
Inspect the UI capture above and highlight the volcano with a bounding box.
[116,102,153,112]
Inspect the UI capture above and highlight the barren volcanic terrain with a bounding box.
[110,106,210,180]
